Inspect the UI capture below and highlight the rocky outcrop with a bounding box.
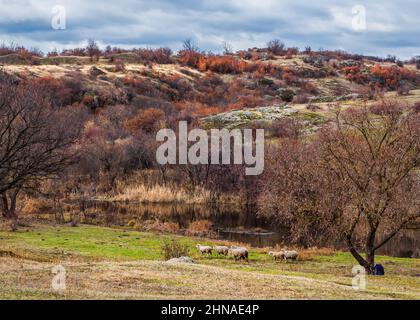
[89,66,105,77]
[203,105,298,128]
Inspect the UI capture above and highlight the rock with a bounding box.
[89,66,105,77]
[310,95,335,103]
[336,93,360,101]
[203,105,298,128]
[166,256,194,264]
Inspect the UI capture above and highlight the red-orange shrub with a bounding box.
[125,108,165,133]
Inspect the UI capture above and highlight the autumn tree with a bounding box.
[259,101,420,273]
[178,39,204,68]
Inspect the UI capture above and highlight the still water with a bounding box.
[75,201,419,258]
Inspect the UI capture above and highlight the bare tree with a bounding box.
[259,101,420,273]
[0,73,80,219]
[222,41,233,55]
[182,38,199,53]
[267,39,285,55]
[86,39,101,61]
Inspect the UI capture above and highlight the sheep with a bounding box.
[196,244,212,256]
[412,249,420,259]
[282,250,299,261]
[213,246,229,256]
[228,247,249,262]
[268,251,284,261]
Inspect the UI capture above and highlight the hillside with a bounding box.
[1,45,420,301]
[2,48,420,130]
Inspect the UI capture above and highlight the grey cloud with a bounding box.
[0,0,418,59]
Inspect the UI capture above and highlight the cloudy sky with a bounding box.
[0,0,419,59]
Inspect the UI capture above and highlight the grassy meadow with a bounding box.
[0,223,418,300]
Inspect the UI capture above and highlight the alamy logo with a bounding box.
[156,121,264,175]
[51,5,66,30]
[352,265,366,290]
[51,264,66,293]
[352,5,367,31]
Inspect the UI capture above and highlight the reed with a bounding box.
[111,183,211,204]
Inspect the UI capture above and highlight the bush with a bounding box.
[292,94,309,104]
[267,39,285,55]
[270,118,303,139]
[113,59,126,72]
[370,64,417,90]
[178,50,204,68]
[135,47,173,64]
[161,239,190,260]
[413,102,420,113]
[124,108,166,134]
[203,55,242,74]
[279,89,295,102]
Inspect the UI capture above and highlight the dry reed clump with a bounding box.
[112,183,211,204]
[298,247,336,261]
[127,219,137,227]
[0,220,16,232]
[20,196,53,215]
[185,220,214,237]
[140,219,180,233]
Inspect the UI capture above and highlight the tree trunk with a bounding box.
[365,228,377,272]
[346,235,374,274]
[1,190,19,220]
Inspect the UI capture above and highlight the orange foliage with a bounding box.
[178,50,205,68]
[204,55,242,74]
[370,64,417,90]
[175,102,222,117]
[124,108,165,134]
[227,95,264,110]
[342,66,369,84]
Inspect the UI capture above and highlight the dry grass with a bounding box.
[186,220,213,236]
[20,196,53,215]
[297,248,336,261]
[140,220,180,233]
[0,223,418,300]
[1,256,417,300]
[111,183,211,204]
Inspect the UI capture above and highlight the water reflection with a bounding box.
[76,201,419,258]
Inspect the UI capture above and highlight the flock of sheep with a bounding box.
[196,244,299,262]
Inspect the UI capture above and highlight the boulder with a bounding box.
[89,66,105,77]
[165,256,194,264]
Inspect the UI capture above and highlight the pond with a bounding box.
[74,200,419,259]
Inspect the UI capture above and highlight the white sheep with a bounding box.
[213,246,229,256]
[282,250,299,261]
[228,247,249,262]
[268,251,284,261]
[196,244,212,255]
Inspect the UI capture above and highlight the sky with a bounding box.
[0,0,419,59]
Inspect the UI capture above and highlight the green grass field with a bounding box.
[0,223,419,299]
